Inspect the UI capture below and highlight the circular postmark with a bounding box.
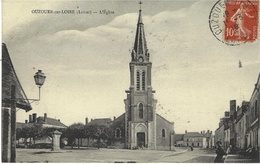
[209,0,258,46]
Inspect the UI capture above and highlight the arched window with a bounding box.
[142,71,145,90]
[139,103,143,119]
[162,129,165,137]
[136,71,140,90]
[115,128,121,138]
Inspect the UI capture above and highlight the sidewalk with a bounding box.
[224,154,257,163]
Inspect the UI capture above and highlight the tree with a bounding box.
[65,123,85,149]
[16,127,23,146]
[28,124,43,146]
[85,124,111,148]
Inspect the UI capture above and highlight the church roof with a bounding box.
[156,113,174,125]
[2,43,32,111]
[114,113,125,122]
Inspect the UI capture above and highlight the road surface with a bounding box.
[16,147,216,163]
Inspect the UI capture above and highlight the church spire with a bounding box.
[131,1,149,62]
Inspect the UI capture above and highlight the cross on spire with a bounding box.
[139,1,142,10]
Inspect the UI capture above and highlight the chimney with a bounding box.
[201,131,202,134]
[185,130,187,134]
[114,116,116,120]
[58,119,60,122]
[224,111,230,117]
[207,130,210,134]
[29,115,32,123]
[230,100,236,120]
[85,117,88,125]
[32,113,37,123]
[91,118,93,122]
[25,120,28,124]
[44,113,47,122]
[203,130,205,134]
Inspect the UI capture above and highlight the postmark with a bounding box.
[209,0,258,45]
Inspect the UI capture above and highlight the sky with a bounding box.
[2,0,260,134]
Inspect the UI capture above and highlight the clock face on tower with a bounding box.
[138,56,144,63]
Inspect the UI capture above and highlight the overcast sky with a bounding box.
[2,0,259,133]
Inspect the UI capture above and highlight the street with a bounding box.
[16,147,216,163]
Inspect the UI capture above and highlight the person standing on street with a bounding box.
[226,144,232,154]
[214,141,227,163]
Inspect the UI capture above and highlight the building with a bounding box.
[74,117,113,148]
[215,101,237,149]
[183,131,203,147]
[86,118,112,127]
[247,73,259,151]
[32,113,67,129]
[120,7,175,150]
[215,121,225,147]
[202,130,214,148]
[16,113,67,146]
[214,72,260,159]
[172,134,184,147]
[2,43,32,162]
[235,101,249,149]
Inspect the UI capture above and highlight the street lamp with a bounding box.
[33,70,46,102]
[20,70,46,103]
[34,70,46,87]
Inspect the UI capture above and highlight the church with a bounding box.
[108,7,175,150]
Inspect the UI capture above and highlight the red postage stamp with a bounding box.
[224,0,258,43]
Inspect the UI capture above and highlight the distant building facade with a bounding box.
[183,131,203,147]
[214,73,260,159]
[16,113,67,146]
[173,130,213,148]
[247,74,259,151]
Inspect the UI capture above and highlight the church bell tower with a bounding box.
[124,4,157,149]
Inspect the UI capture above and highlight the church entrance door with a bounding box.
[137,132,145,148]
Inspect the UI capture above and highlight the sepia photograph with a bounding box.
[2,0,260,162]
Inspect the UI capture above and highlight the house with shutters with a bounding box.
[183,131,204,147]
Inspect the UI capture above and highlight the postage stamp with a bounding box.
[209,0,258,45]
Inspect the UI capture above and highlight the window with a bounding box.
[142,71,145,90]
[139,103,143,119]
[162,129,165,137]
[136,71,140,90]
[115,128,121,138]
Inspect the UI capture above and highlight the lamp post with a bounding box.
[28,70,46,103]
[4,70,46,162]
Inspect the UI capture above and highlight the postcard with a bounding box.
[2,0,259,163]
